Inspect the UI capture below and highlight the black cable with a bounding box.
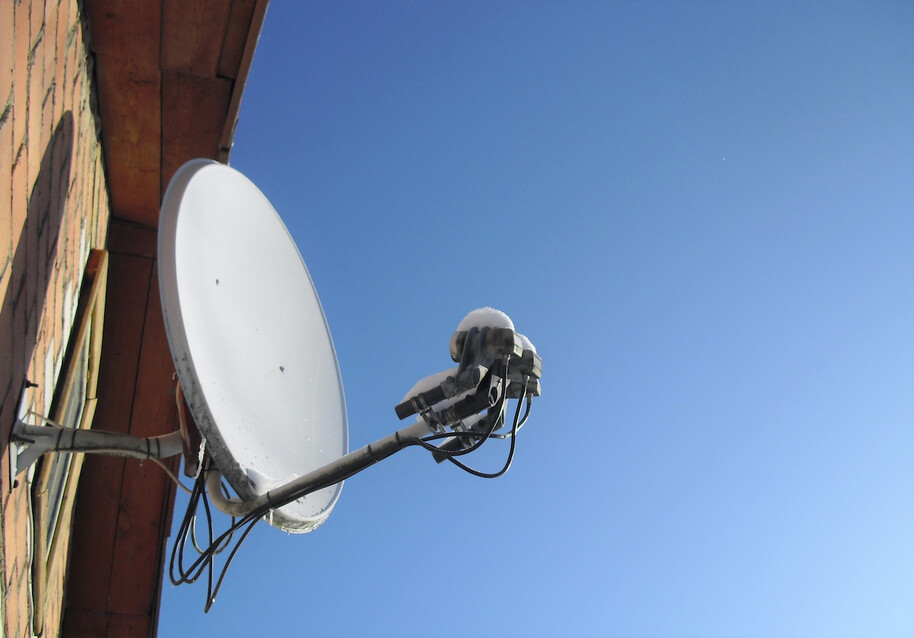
[169,458,266,611]
[414,406,503,458]
[492,395,532,438]
[170,465,212,586]
[168,360,533,610]
[169,463,207,585]
[413,362,511,459]
[443,382,526,479]
[204,515,260,612]
[414,368,530,479]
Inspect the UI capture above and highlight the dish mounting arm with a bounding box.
[8,382,184,487]
[205,420,432,518]
[206,322,542,518]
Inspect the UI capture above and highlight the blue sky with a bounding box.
[159,2,914,636]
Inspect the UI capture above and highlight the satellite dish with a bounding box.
[158,159,347,533]
[8,155,542,611]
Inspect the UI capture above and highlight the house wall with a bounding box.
[0,1,110,636]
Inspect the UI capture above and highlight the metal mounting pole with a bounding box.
[9,382,184,483]
[206,420,433,518]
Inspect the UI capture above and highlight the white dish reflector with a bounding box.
[158,159,348,533]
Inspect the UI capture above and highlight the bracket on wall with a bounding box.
[9,380,184,490]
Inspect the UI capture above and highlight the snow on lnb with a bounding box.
[517,333,536,353]
[457,307,514,331]
[402,368,458,402]
[402,367,477,423]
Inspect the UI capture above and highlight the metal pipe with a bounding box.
[207,420,433,518]
[14,423,185,460]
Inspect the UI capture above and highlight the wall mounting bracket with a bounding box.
[9,381,183,489]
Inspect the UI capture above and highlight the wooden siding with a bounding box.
[61,2,268,636]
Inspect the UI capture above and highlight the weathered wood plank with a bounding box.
[162,0,232,76]
[126,272,176,440]
[93,53,161,226]
[108,265,178,615]
[107,612,151,638]
[64,253,151,613]
[61,608,108,636]
[84,0,161,61]
[218,0,269,160]
[107,219,158,260]
[106,458,173,615]
[60,3,269,636]
[218,0,257,79]
[161,70,232,191]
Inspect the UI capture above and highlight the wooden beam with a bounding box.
[161,70,232,191]
[62,3,271,635]
[107,266,178,615]
[64,253,151,614]
[63,251,178,629]
[219,0,269,161]
[83,0,162,62]
[218,0,257,79]
[161,0,232,76]
[61,608,108,636]
[93,52,161,227]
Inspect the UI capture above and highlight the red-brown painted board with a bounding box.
[125,271,176,439]
[106,458,174,616]
[218,0,257,79]
[161,0,232,77]
[93,52,161,227]
[107,612,152,638]
[107,264,178,615]
[61,608,109,637]
[161,70,232,193]
[84,0,161,62]
[107,219,158,260]
[63,253,151,613]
